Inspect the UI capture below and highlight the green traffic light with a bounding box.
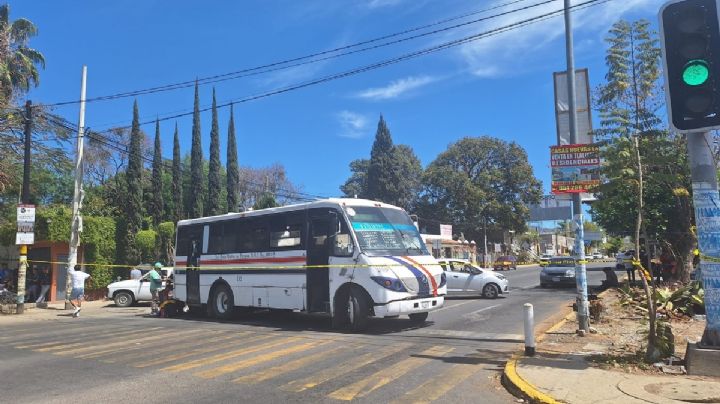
[683,60,710,86]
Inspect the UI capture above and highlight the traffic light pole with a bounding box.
[564,0,590,332]
[687,131,720,347]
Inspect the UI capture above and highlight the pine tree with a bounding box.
[366,115,396,203]
[123,100,144,264]
[206,88,222,216]
[151,119,164,226]
[171,123,183,223]
[226,103,239,212]
[188,81,204,218]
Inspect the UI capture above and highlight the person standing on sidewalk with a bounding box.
[69,265,91,318]
[35,266,51,304]
[148,262,163,315]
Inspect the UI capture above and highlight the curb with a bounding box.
[502,354,560,404]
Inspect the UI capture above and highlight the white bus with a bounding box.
[173,198,446,330]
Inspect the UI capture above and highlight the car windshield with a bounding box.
[549,258,575,267]
[344,205,429,257]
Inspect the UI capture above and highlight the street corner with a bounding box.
[502,353,561,404]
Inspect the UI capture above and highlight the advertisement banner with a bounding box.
[551,144,601,194]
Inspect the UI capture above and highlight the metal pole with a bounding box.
[687,131,720,347]
[523,303,535,356]
[564,0,589,332]
[16,100,32,314]
[483,216,488,268]
[65,66,87,310]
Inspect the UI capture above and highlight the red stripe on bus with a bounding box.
[199,257,306,265]
[402,256,438,297]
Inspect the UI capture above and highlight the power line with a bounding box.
[88,0,610,134]
[42,0,541,108]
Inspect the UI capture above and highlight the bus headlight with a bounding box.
[371,276,407,292]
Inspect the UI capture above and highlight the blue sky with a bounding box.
[16,0,662,199]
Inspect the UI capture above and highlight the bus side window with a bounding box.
[208,222,224,254]
[332,216,354,257]
[222,221,238,254]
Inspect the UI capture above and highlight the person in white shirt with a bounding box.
[130,267,142,280]
[69,265,91,318]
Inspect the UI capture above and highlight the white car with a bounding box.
[436,259,509,298]
[616,250,636,270]
[107,267,173,307]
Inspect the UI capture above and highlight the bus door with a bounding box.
[186,234,203,305]
[307,209,332,312]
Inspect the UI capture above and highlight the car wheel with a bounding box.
[482,283,500,299]
[408,312,429,324]
[209,283,234,320]
[113,291,134,307]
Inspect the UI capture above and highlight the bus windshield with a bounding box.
[343,205,429,257]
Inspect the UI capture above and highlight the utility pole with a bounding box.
[65,66,87,309]
[564,0,590,332]
[483,216,488,268]
[16,100,32,314]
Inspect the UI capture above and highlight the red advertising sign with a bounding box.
[551,144,601,194]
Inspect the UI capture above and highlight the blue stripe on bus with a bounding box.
[386,256,429,296]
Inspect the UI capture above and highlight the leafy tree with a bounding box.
[0,4,45,106]
[121,101,144,265]
[340,159,369,199]
[150,119,164,226]
[417,136,541,245]
[188,81,204,218]
[206,88,221,216]
[237,164,303,209]
[253,193,278,210]
[171,123,183,223]
[226,104,239,212]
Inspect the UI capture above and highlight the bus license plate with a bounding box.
[422,301,429,309]
[553,277,561,282]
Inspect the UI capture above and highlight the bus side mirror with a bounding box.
[333,233,354,257]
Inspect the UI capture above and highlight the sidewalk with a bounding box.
[503,290,720,403]
[0,299,136,323]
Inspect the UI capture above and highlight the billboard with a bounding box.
[528,195,572,221]
[554,68,593,145]
[551,144,601,194]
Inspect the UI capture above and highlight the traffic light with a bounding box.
[660,0,720,132]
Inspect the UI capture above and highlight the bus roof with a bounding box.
[176,198,405,226]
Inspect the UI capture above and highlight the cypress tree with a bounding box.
[123,100,143,264]
[188,81,204,218]
[366,115,396,203]
[226,103,239,212]
[171,123,183,223]
[151,119,164,226]
[206,87,222,216]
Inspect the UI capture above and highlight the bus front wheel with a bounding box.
[209,283,234,320]
[333,288,369,332]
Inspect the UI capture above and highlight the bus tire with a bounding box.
[408,312,428,324]
[347,289,370,332]
[209,283,234,320]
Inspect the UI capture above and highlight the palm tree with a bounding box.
[0,4,45,106]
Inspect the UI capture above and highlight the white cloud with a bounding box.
[355,75,437,100]
[454,0,658,78]
[337,110,369,138]
[366,0,404,9]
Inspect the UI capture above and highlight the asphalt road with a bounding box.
[1,262,618,404]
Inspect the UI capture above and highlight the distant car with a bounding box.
[591,252,602,260]
[540,258,577,287]
[616,250,636,270]
[539,254,552,266]
[437,259,509,298]
[107,266,173,307]
[493,255,518,271]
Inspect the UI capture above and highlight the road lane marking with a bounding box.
[15,327,144,349]
[30,327,165,352]
[403,328,523,342]
[196,340,329,379]
[461,304,501,319]
[74,329,207,359]
[51,328,175,355]
[134,331,257,368]
[328,345,455,401]
[283,343,412,392]
[103,331,232,364]
[161,336,302,372]
[389,362,481,404]
[233,345,349,384]
[430,299,478,313]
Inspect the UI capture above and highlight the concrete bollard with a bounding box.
[524,303,535,356]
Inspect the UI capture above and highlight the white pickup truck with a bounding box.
[107,267,173,307]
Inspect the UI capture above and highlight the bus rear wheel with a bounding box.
[209,283,234,320]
